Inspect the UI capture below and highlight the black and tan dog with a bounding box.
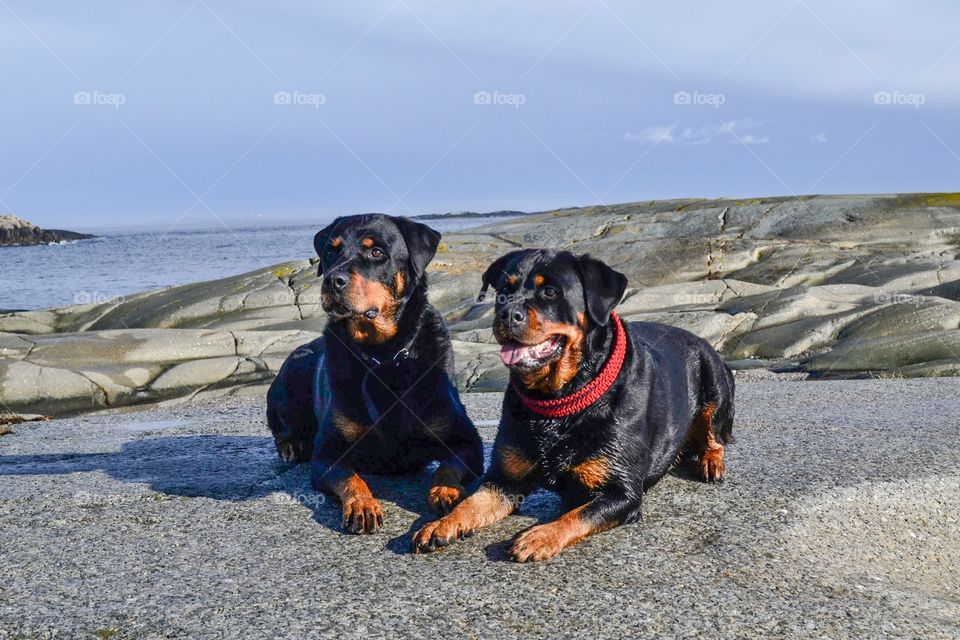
[413,249,734,561]
[267,214,483,534]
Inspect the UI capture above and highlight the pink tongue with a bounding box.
[500,338,557,366]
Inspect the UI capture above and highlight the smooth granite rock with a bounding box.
[2,193,960,414]
[0,329,320,415]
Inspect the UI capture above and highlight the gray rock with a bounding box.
[0,214,95,246]
[2,193,960,414]
[0,329,320,415]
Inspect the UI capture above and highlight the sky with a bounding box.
[1,0,959,230]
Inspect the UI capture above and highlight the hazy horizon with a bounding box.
[16,190,947,234]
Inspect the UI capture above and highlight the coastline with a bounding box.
[0,214,96,248]
[2,193,960,417]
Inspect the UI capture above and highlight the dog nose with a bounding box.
[499,308,526,326]
[331,274,349,292]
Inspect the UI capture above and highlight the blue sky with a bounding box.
[1,1,959,230]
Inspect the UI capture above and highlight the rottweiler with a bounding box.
[267,214,483,534]
[413,249,734,561]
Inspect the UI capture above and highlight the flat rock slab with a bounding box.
[1,380,958,639]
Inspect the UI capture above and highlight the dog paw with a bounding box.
[275,438,309,463]
[342,496,384,534]
[699,448,725,483]
[412,516,473,553]
[509,524,565,563]
[427,485,464,515]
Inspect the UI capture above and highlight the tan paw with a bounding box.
[341,496,384,534]
[699,447,726,483]
[412,515,474,553]
[509,524,566,563]
[427,484,464,515]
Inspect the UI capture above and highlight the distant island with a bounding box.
[413,209,530,221]
[0,215,95,247]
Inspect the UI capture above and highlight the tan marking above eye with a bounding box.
[534,274,545,286]
[331,237,342,249]
[361,237,374,248]
[507,275,519,287]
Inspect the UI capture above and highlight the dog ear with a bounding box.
[478,250,527,302]
[313,218,341,276]
[393,217,441,281]
[576,254,628,326]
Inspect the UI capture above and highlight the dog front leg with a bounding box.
[509,490,642,562]
[313,461,384,534]
[427,428,484,515]
[413,480,525,552]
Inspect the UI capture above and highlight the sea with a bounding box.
[0,216,512,312]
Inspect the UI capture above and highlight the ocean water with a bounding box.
[0,217,506,312]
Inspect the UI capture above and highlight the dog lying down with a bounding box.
[413,249,734,562]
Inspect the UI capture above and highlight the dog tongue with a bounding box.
[500,337,558,366]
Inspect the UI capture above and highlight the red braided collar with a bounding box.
[512,312,627,418]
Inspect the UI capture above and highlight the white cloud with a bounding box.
[624,125,675,144]
[731,134,771,145]
[810,132,829,143]
[628,118,767,145]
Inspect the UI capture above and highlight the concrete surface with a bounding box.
[1,379,958,639]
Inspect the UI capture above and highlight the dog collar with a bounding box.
[357,346,409,368]
[512,311,627,418]
[356,334,417,425]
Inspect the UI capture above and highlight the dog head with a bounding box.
[315,214,440,345]
[480,249,627,393]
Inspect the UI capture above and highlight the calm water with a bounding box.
[0,217,505,311]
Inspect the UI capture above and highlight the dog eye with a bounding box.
[370,247,385,259]
[542,286,559,299]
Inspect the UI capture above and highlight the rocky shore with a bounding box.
[0,214,95,247]
[2,193,960,416]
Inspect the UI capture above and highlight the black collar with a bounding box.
[352,311,420,370]
[356,344,411,369]
[356,328,419,425]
